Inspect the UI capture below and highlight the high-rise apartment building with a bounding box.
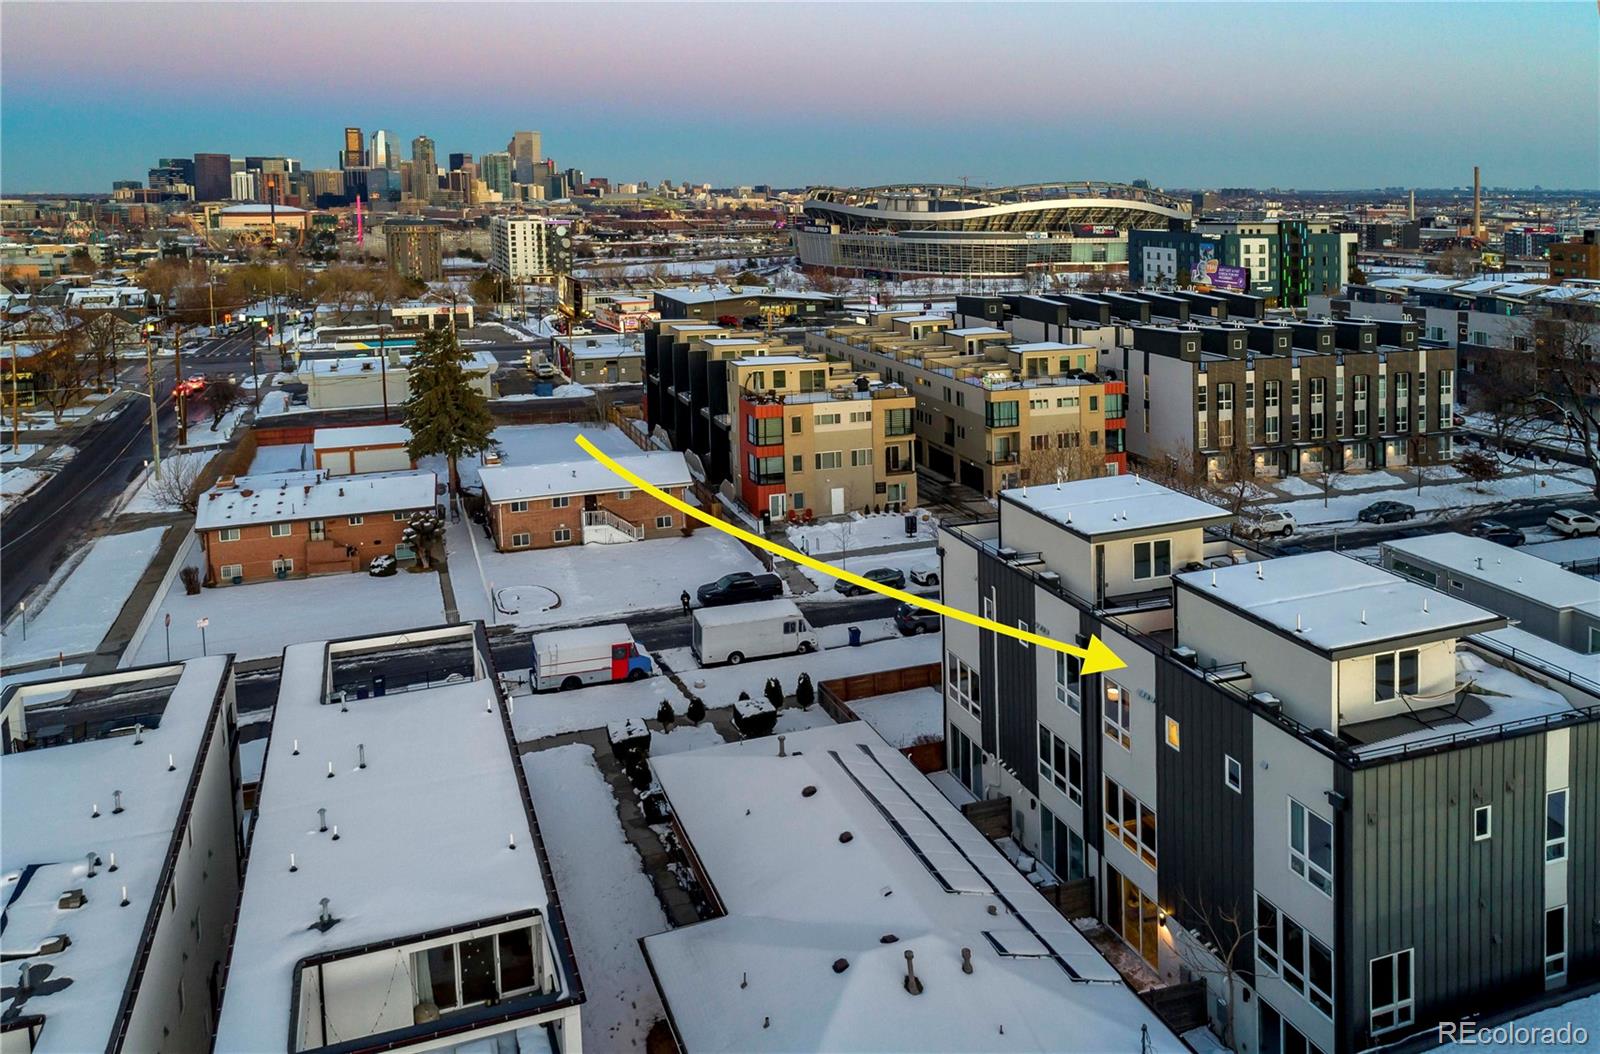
[230,170,258,202]
[384,218,443,281]
[369,129,399,170]
[1549,230,1600,281]
[507,130,542,183]
[341,126,364,168]
[490,215,559,280]
[480,152,513,198]
[192,152,232,202]
[409,135,437,202]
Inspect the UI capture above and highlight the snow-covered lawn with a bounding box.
[0,467,49,511]
[1,527,166,664]
[796,548,942,598]
[1266,467,1593,532]
[451,529,766,630]
[248,442,311,474]
[181,404,247,449]
[508,673,687,742]
[131,567,447,664]
[498,383,595,401]
[849,685,942,748]
[785,509,939,556]
[425,423,637,491]
[120,451,220,514]
[659,632,942,708]
[0,444,43,464]
[1523,535,1600,569]
[1476,990,1600,1051]
[521,745,668,1052]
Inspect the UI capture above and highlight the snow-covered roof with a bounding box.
[945,326,1008,337]
[1003,475,1232,539]
[219,203,307,216]
[1,657,231,1054]
[215,630,568,1049]
[311,423,410,450]
[1177,552,1506,657]
[1383,532,1600,613]
[642,723,1185,1054]
[1010,341,1093,353]
[479,451,689,504]
[195,470,436,530]
[555,333,644,358]
[655,285,837,304]
[729,354,818,365]
[693,598,800,629]
[894,314,951,325]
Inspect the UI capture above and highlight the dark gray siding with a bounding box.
[1080,611,1106,856]
[1155,659,1256,970]
[1346,735,1549,1050]
[977,552,1037,796]
[1571,721,1600,978]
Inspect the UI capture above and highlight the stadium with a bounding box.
[795,181,1190,279]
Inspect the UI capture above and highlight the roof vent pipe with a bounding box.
[112,790,124,815]
[961,947,974,975]
[903,949,924,995]
[358,744,367,770]
[778,735,787,758]
[318,808,328,833]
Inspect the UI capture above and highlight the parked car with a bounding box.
[1238,510,1296,539]
[692,599,817,665]
[696,571,784,607]
[835,567,906,596]
[894,603,940,635]
[367,554,397,576]
[1357,500,1417,524]
[1547,509,1600,538]
[908,568,940,588]
[534,361,559,380]
[1470,520,1526,547]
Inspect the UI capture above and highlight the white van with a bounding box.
[691,598,818,665]
[530,623,653,691]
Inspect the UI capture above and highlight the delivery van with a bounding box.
[691,598,818,665]
[530,623,653,691]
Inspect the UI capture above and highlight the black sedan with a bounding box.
[834,567,906,596]
[894,603,940,635]
[696,572,784,606]
[1470,520,1525,547]
[1357,501,1417,524]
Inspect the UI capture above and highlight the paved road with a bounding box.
[1261,492,1600,556]
[1,369,183,614]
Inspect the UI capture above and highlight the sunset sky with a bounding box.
[3,1,1596,192]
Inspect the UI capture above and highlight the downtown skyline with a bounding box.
[2,1,1598,193]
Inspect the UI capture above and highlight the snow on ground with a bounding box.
[1523,535,1600,570]
[257,390,290,415]
[0,662,86,695]
[773,704,837,734]
[785,509,939,556]
[425,422,636,491]
[660,633,942,707]
[797,548,942,597]
[522,745,668,1052]
[0,467,48,511]
[497,383,596,401]
[1,527,166,664]
[120,450,220,514]
[1473,990,1600,1051]
[132,566,447,664]
[248,442,311,474]
[507,673,687,742]
[0,444,43,464]
[849,686,942,748]
[453,530,766,630]
[1266,468,1593,532]
[647,721,729,755]
[181,404,247,449]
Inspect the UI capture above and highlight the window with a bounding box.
[1546,907,1567,979]
[815,451,843,470]
[1164,716,1180,751]
[747,415,783,445]
[269,522,292,538]
[946,652,980,718]
[1225,755,1243,793]
[393,511,409,521]
[1103,680,1131,749]
[1103,776,1156,868]
[1373,648,1419,702]
[347,515,364,526]
[410,926,543,1016]
[552,496,570,508]
[1216,383,1234,412]
[509,500,529,513]
[1290,798,1334,896]
[850,448,873,467]
[1369,950,1414,1035]
[1016,619,1030,648]
[553,527,571,543]
[1257,895,1334,1019]
[1037,725,1083,805]
[510,532,531,548]
[1474,805,1492,841]
[271,558,293,575]
[1196,386,1207,413]
[654,514,673,528]
[1132,539,1172,580]
[1546,789,1568,862]
[985,401,1019,428]
[1055,651,1081,711]
[219,563,243,581]
[218,527,241,542]
[884,407,912,435]
[1260,1001,1329,1054]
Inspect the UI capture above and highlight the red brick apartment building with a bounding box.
[478,452,692,550]
[196,470,438,585]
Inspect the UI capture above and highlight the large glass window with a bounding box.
[1133,539,1172,579]
[1290,798,1335,896]
[1547,790,1568,862]
[985,400,1020,428]
[747,415,783,445]
[883,407,912,436]
[1369,949,1414,1035]
[459,936,497,1005]
[1374,648,1419,702]
[1037,724,1083,805]
[1546,907,1567,979]
[1055,651,1081,711]
[1103,680,1131,749]
[1103,775,1156,868]
[1257,895,1334,1021]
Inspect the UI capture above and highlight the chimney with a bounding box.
[1473,166,1482,239]
[1408,189,1415,222]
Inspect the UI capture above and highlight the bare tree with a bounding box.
[30,322,91,425]
[1472,315,1598,498]
[1433,246,1479,279]
[1019,435,1104,486]
[1169,893,1261,1051]
[203,377,243,427]
[1309,443,1344,508]
[802,266,849,296]
[1454,449,1498,493]
[145,452,210,514]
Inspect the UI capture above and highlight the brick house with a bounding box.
[312,424,415,476]
[196,470,438,585]
[479,452,691,551]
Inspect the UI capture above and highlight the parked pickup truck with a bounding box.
[692,598,817,665]
[696,571,783,607]
[530,623,653,691]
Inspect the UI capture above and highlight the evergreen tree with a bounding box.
[403,326,495,493]
[795,672,814,710]
[764,676,784,710]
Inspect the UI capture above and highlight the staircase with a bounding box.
[582,508,643,545]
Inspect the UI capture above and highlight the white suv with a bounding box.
[1239,510,1296,539]
[1547,509,1600,537]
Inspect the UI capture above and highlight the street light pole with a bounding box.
[143,323,162,477]
[253,318,266,411]
[379,323,389,422]
[173,320,188,447]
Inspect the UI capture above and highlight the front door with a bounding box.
[769,493,788,519]
[830,487,845,516]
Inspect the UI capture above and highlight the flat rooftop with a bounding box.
[214,628,571,1050]
[1383,532,1600,613]
[642,723,1184,1054]
[311,423,410,450]
[1,658,231,1054]
[1003,474,1233,539]
[1178,552,1507,658]
[479,451,689,503]
[194,470,437,530]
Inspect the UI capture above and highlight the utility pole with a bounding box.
[8,340,22,453]
[143,323,162,477]
[173,320,188,447]
[252,318,266,411]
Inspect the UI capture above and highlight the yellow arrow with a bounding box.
[574,435,1127,675]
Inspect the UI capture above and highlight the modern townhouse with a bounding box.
[805,309,1125,494]
[939,475,1598,1054]
[215,624,584,1054]
[1,657,242,1053]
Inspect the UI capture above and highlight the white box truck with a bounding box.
[530,623,653,691]
[691,598,818,665]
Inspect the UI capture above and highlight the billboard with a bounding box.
[1211,265,1248,292]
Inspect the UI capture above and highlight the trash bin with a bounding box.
[848,626,862,647]
[904,513,917,538]
[372,675,386,697]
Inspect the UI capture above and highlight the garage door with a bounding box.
[352,448,407,473]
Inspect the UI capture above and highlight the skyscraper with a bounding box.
[192,153,232,202]
[410,135,436,203]
[370,129,399,170]
[342,127,365,169]
[507,130,542,184]
[480,152,513,199]
[448,152,472,172]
